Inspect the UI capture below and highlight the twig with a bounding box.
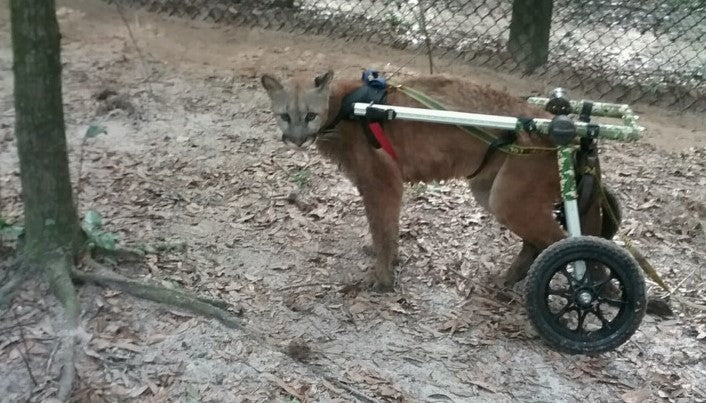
[114,3,155,98]
[323,376,379,403]
[0,320,39,335]
[72,258,243,329]
[75,136,88,206]
[46,340,60,374]
[672,295,706,311]
[277,281,343,292]
[13,309,38,386]
[665,266,700,297]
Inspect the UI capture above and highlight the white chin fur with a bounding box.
[301,136,317,148]
[282,138,297,149]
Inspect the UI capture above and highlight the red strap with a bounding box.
[368,122,398,161]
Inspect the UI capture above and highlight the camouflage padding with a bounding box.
[527,97,644,141]
[533,119,644,142]
[527,97,630,117]
[558,146,578,201]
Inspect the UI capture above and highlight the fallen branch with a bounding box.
[72,258,242,329]
[93,241,188,261]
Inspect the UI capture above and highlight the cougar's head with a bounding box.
[260,70,333,148]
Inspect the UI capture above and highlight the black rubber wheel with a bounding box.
[525,236,646,355]
[600,184,622,240]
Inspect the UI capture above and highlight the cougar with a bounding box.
[261,70,615,290]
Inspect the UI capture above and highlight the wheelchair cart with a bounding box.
[353,89,647,355]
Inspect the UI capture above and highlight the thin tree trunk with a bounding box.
[11,0,82,399]
[11,0,81,256]
[507,0,553,72]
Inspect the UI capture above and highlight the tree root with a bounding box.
[72,258,242,329]
[93,241,188,261]
[43,252,80,402]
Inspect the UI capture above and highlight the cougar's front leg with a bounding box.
[355,154,403,291]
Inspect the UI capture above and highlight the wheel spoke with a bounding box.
[576,309,589,332]
[591,306,610,326]
[598,297,626,307]
[593,272,616,291]
[553,301,574,319]
[558,268,578,290]
[547,288,571,298]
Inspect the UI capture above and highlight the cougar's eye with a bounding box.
[305,112,318,122]
[279,113,291,123]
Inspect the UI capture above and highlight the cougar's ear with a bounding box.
[314,69,334,90]
[261,74,283,95]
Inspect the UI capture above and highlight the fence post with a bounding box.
[507,0,553,72]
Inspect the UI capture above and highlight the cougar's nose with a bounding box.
[282,134,302,147]
[282,134,313,147]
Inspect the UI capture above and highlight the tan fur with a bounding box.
[262,71,603,290]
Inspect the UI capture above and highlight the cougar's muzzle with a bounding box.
[282,132,317,148]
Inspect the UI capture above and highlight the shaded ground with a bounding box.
[1,1,705,402]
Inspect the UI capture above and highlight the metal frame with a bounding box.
[352,102,644,141]
[353,98,645,281]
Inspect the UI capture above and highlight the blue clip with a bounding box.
[362,69,387,89]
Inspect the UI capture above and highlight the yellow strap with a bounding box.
[598,182,670,292]
[394,85,556,155]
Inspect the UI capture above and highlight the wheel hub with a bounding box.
[575,289,594,308]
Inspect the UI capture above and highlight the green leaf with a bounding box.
[81,209,119,251]
[85,124,107,139]
[92,231,118,251]
[82,209,103,232]
[0,224,24,240]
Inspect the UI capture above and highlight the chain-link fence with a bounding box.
[108,0,706,112]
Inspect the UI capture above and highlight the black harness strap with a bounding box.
[361,121,382,148]
[578,101,593,123]
[576,101,598,215]
[467,131,518,179]
[320,84,387,150]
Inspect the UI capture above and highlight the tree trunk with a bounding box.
[11,1,82,399]
[11,0,81,256]
[507,0,553,72]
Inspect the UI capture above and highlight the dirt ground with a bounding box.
[1,0,705,402]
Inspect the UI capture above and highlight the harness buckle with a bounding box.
[365,103,397,121]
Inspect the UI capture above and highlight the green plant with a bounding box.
[291,167,311,188]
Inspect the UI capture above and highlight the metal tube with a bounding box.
[563,199,582,238]
[527,97,630,118]
[353,103,519,130]
[354,103,643,141]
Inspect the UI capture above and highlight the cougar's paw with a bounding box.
[364,269,395,292]
[501,270,526,289]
